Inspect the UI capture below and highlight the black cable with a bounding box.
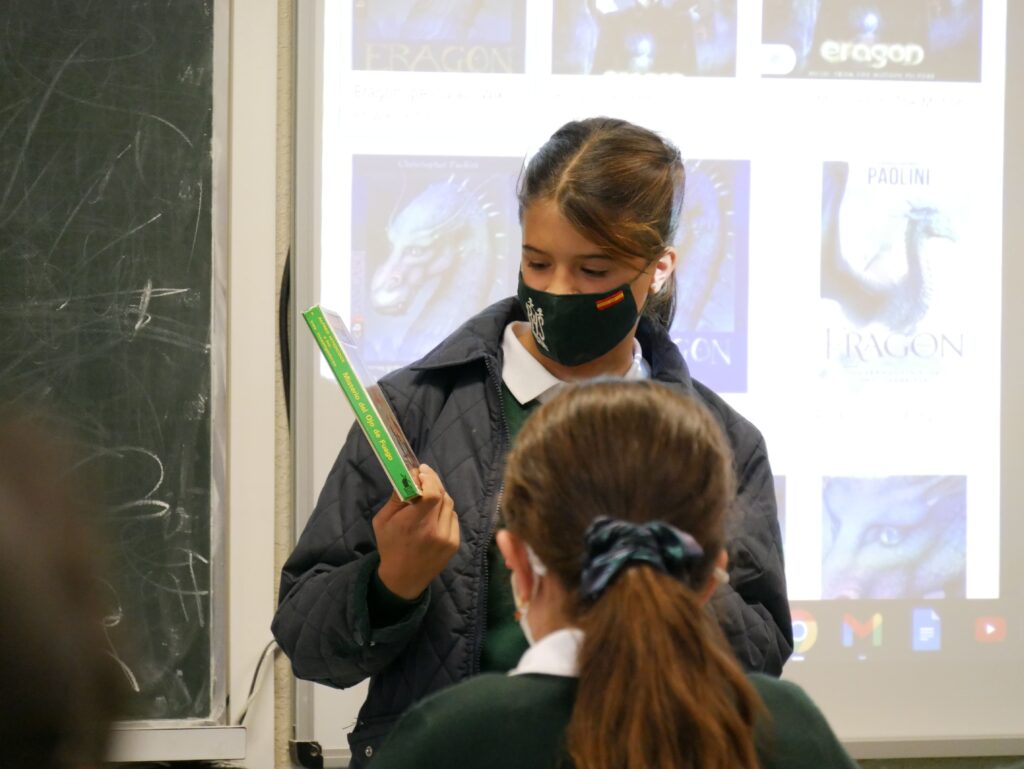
[279,247,292,428]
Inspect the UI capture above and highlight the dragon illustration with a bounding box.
[820,161,956,334]
[821,476,966,600]
[671,161,735,335]
[367,175,508,363]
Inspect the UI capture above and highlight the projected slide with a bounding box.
[304,0,1017,745]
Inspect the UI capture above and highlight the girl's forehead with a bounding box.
[521,200,603,253]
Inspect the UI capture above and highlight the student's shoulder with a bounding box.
[748,674,859,769]
[748,673,816,710]
[374,674,575,769]
[414,672,574,722]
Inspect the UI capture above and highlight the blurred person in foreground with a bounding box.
[0,411,123,769]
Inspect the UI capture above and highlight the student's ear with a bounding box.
[699,549,730,605]
[497,529,534,603]
[652,247,677,293]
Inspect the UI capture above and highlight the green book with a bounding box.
[303,305,422,501]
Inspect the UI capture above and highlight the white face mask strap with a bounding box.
[525,544,548,577]
[514,545,549,647]
[513,544,547,611]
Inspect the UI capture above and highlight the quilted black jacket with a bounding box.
[273,298,792,766]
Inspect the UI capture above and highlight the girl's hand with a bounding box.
[373,465,460,600]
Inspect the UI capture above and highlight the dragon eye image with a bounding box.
[821,475,966,600]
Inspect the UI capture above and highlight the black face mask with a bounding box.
[517,272,642,367]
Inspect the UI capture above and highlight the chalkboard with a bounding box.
[0,1,220,721]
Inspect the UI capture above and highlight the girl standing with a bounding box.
[274,117,790,765]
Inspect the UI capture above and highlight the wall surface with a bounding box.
[228,0,278,767]
[274,0,296,766]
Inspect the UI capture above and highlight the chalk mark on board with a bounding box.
[188,179,203,270]
[99,578,141,693]
[88,211,163,262]
[0,37,90,211]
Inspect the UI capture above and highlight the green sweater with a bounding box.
[371,672,858,769]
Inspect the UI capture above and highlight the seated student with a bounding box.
[0,414,123,769]
[371,380,856,769]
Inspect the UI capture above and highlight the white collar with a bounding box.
[509,627,584,678]
[500,322,650,406]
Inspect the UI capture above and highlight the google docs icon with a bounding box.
[912,608,942,652]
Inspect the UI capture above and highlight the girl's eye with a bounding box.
[581,267,609,278]
[525,260,549,271]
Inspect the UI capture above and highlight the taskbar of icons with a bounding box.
[790,609,1011,658]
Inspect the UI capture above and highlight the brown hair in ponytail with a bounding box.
[501,379,761,769]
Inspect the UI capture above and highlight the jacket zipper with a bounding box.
[473,356,511,674]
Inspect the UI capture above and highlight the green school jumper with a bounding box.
[478,384,538,671]
[371,672,859,769]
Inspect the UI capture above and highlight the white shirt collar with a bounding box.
[509,628,584,678]
[501,322,650,406]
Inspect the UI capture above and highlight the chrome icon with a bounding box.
[792,609,819,655]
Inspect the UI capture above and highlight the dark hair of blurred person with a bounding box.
[0,410,123,769]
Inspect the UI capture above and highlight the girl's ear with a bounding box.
[497,529,534,602]
[652,247,678,293]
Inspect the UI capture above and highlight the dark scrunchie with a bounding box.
[580,516,705,603]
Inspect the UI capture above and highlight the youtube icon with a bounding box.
[975,617,1007,643]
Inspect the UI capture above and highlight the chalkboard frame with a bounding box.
[109,0,233,756]
[105,0,229,737]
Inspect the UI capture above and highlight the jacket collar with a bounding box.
[410,297,696,396]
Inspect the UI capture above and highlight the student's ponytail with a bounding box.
[569,564,760,769]
[501,379,763,769]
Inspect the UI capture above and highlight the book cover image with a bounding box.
[304,305,422,501]
[352,0,526,73]
[553,0,738,76]
[669,159,749,393]
[761,0,983,82]
[819,160,970,382]
[350,155,522,377]
[820,475,966,600]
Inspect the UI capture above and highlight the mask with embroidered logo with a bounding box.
[517,271,643,367]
